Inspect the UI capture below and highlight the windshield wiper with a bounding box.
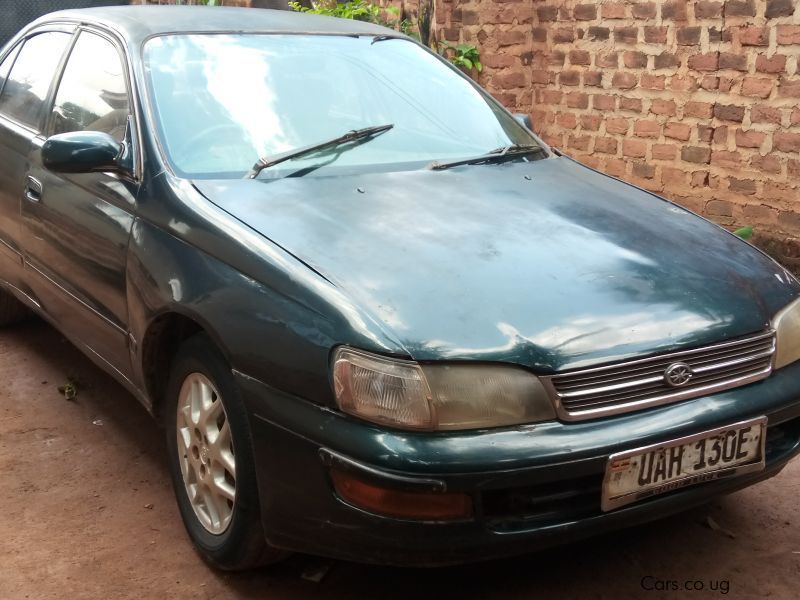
[428,144,547,171]
[247,124,394,179]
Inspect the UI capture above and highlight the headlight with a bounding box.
[772,297,800,369]
[331,347,556,431]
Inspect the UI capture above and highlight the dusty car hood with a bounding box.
[193,157,798,372]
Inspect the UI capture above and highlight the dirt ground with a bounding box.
[1,319,799,600]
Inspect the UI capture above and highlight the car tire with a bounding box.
[164,333,288,570]
[0,289,29,326]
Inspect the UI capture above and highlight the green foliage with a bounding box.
[288,2,481,73]
[734,226,754,240]
[288,1,400,28]
[438,41,482,72]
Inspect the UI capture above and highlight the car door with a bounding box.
[0,27,73,295]
[22,27,139,380]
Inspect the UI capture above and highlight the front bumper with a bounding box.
[235,360,800,566]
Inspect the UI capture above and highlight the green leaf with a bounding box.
[461,58,473,69]
[474,60,483,72]
[733,226,754,240]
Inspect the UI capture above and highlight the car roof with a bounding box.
[30,5,392,45]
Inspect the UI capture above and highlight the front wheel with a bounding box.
[164,334,287,570]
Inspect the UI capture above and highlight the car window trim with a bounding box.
[42,24,143,183]
[0,25,76,136]
[0,41,23,99]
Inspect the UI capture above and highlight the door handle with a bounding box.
[24,176,42,202]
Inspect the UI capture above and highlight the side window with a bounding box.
[50,32,130,141]
[0,32,71,129]
[0,43,22,97]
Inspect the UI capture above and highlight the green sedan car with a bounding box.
[0,6,799,569]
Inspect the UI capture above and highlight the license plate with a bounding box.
[602,416,767,511]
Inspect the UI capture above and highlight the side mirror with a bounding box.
[513,113,533,131]
[42,131,124,174]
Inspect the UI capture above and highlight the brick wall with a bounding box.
[430,0,800,264]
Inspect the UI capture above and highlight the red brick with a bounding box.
[712,150,742,169]
[614,27,639,44]
[597,53,619,68]
[593,95,616,110]
[624,51,648,69]
[569,50,591,65]
[685,101,714,118]
[654,52,681,69]
[714,126,729,145]
[632,162,656,178]
[725,0,756,17]
[623,139,648,158]
[531,70,552,85]
[751,105,783,124]
[751,155,782,174]
[756,54,787,74]
[583,71,603,87]
[698,125,714,142]
[554,28,575,44]
[569,135,592,152]
[559,70,581,86]
[714,104,746,122]
[580,114,602,130]
[536,6,559,21]
[650,99,677,116]
[719,53,747,71]
[604,159,627,177]
[766,0,795,18]
[792,109,800,126]
[728,178,757,195]
[634,120,661,138]
[494,71,527,89]
[620,97,643,112]
[662,1,688,20]
[735,129,766,148]
[695,1,723,18]
[632,2,657,19]
[682,146,711,164]
[540,90,563,105]
[664,122,691,141]
[644,26,668,43]
[774,132,800,153]
[612,72,638,89]
[606,117,630,135]
[566,92,589,109]
[594,137,618,154]
[573,4,597,20]
[547,51,565,66]
[652,144,678,160]
[587,26,610,41]
[742,77,774,99]
[671,76,698,91]
[739,26,768,46]
[602,2,627,18]
[556,112,579,129]
[779,78,800,98]
[641,74,667,90]
[677,27,702,45]
[499,30,527,46]
[777,25,800,45]
[532,27,548,43]
[706,199,734,217]
[688,52,720,71]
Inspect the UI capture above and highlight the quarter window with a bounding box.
[0,32,71,129]
[50,31,130,141]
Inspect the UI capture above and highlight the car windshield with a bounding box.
[143,34,541,179]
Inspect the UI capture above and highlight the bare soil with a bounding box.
[1,319,798,599]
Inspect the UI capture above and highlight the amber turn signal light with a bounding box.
[330,469,473,521]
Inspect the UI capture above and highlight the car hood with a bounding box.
[193,157,798,372]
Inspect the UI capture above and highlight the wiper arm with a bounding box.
[247,124,394,179]
[428,144,546,171]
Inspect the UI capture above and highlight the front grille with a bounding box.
[544,331,775,421]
